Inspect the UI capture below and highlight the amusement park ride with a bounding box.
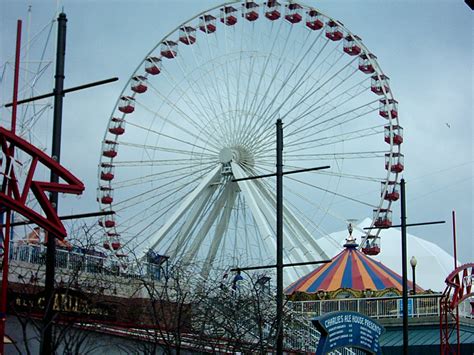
[97,0,405,277]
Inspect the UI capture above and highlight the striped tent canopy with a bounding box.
[285,241,422,295]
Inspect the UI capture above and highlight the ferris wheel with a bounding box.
[98,0,403,282]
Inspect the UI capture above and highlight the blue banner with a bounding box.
[312,311,385,355]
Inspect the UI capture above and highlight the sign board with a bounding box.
[398,298,413,316]
[312,311,385,355]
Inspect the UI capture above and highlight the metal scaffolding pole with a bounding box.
[40,12,67,355]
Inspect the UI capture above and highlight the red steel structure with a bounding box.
[0,19,84,353]
[0,127,85,238]
[440,263,474,354]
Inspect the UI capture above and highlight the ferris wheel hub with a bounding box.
[219,147,233,163]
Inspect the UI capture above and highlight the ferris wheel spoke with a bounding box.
[117,177,219,252]
[142,81,223,148]
[284,66,362,132]
[117,140,215,158]
[113,179,190,217]
[159,61,220,129]
[112,164,212,189]
[253,35,337,126]
[261,175,368,233]
[120,196,185,251]
[133,91,206,143]
[285,150,387,161]
[285,125,383,153]
[252,73,370,148]
[173,40,235,142]
[286,74,369,132]
[239,29,325,146]
[198,26,240,143]
[113,165,216,213]
[286,99,379,140]
[252,177,329,263]
[231,162,277,250]
[231,19,272,138]
[279,163,384,182]
[274,53,357,128]
[126,120,219,154]
[235,22,295,143]
[249,23,320,121]
[287,175,377,208]
[112,157,215,167]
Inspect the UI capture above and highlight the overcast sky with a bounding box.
[1,0,472,265]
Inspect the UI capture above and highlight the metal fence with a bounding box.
[9,243,164,281]
[289,294,443,319]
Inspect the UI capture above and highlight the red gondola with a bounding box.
[371,74,390,95]
[381,181,400,202]
[199,14,217,33]
[362,235,381,255]
[118,96,135,114]
[379,99,398,119]
[306,9,323,30]
[343,35,362,55]
[99,187,114,205]
[111,240,121,250]
[145,57,161,75]
[264,0,281,20]
[179,26,196,45]
[107,232,121,250]
[109,117,125,136]
[103,240,111,250]
[131,76,147,94]
[373,208,392,228]
[161,40,178,59]
[358,53,377,74]
[100,163,115,181]
[384,125,403,145]
[220,6,238,26]
[326,20,343,41]
[385,152,404,173]
[102,140,118,158]
[285,3,303,24]
[243,1,259,21]
[98,217,115,228]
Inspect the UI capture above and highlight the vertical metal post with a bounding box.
[452,210,460,354]
[411,262,416,318]
[10,20,22,136]
[0,211,12,354]
[400,178,408,354]
[0,20,22,354]
[276,119,284,354]
[452,210,457,269]
[40,12,67,355]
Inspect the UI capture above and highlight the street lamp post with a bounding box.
[410,256,417,296]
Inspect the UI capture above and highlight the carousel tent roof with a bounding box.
[314,218,457,292]
[285,238,421,294]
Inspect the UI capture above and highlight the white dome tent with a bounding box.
[315,218,457,292]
